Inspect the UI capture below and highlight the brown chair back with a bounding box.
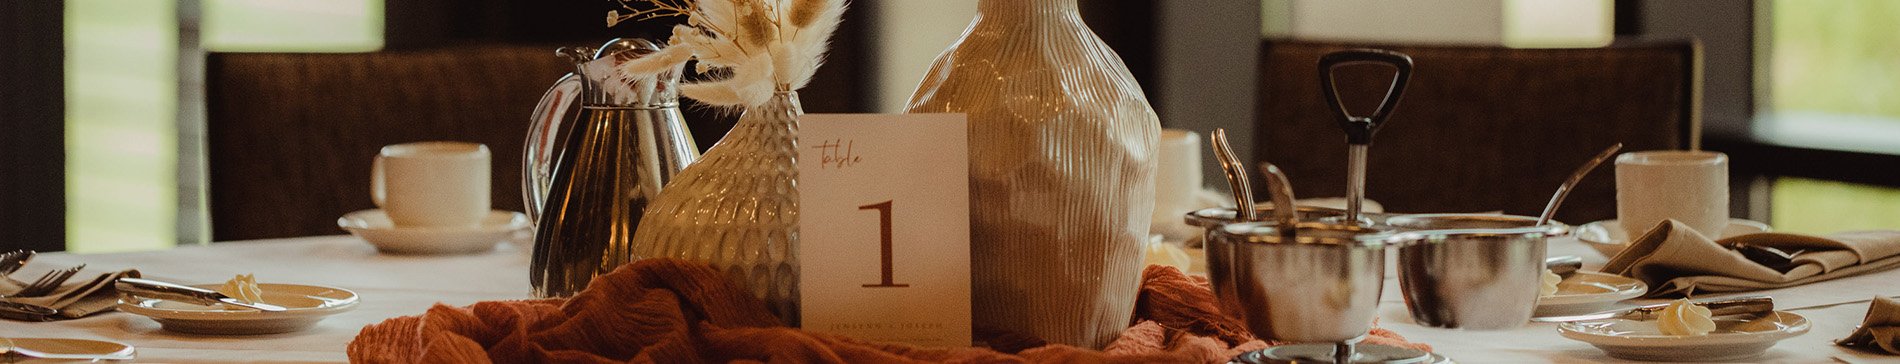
[206,44,569,241]
[1255,39,1698,224]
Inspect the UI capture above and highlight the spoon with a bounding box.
[1257,162,1300,238]
[1536,143,1623,226]
[1211,129,1257,222]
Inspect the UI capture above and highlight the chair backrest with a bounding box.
[1255,39,1698,224]
[206,44,569,241]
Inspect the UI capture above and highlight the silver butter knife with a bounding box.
[115,278,288,312]
[1546,255,1583,278]
[1533,296,1774,322]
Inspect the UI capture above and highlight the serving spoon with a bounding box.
[1537,143,1623,226]
[1211,129,1257,222]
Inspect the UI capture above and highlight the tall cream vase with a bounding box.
[905,0,1160,349]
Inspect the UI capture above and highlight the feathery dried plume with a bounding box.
[608,0,846,109]
[786,0,828,28]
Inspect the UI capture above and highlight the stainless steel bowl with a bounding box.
[1186,206,1349,329]
[1210,221,1406,343]
[1385,214,1568,330]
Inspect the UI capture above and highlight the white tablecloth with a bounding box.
[4,234,1899,363]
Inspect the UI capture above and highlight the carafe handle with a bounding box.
[523,73,583,224]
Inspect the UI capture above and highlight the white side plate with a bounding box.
[1534,271,1648,317]
[338,209,528,255]
[118,283,358,335]
[1558,310,1809,362]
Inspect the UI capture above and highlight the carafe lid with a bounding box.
[560,38,681,108]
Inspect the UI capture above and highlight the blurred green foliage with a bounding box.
[1768,0,1900,234]
[1769,0,1900,118]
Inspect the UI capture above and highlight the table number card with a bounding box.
[798,113,970,348]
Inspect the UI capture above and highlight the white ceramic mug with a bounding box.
[372,142,491,227]
[1150,129,1203,240]
[1615,150,1728,238]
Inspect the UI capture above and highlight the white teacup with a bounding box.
[1615,150,1728,238]
[372,142,491,227]
[1151,129,1203,240]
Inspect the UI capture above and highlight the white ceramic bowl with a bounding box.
[1558,310,1809,361]
[118,283,359,335]
[338,209,528,254]
[1533,271,1647,317]
[1576,218,1771,258]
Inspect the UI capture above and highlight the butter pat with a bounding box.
[218,274,265,304]
[1657,298,1716,336]
[1540,268,1561,297]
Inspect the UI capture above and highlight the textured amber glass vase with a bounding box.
[904,0,1160,349]
[626,91,803,326]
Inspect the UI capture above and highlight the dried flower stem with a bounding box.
[607,0,845,108]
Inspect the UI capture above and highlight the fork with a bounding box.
[0,250,32,276]
[3,264,85,298]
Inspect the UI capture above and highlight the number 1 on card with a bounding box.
[859,200,909,288]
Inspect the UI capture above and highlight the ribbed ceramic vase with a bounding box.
[626,91,802,326]
[904,0,1160,349]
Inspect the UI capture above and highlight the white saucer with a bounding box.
[1576,218,1771,258]
[1558,310,1809,361]
[3,337,136,362]
[118,283,359,335]
[1533,272,1647,317]
[338,209,529,255]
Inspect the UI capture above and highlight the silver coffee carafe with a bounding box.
[523,38,699,298]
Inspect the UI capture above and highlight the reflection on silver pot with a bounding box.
[1186,206,1348,327]
[1386,214,1568,330]
[1211,221,1404,343]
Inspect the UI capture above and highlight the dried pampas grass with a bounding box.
[609,0,847,109]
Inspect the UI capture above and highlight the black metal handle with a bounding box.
[1318,49,1414,145]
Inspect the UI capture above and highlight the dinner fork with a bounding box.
[0,250,32,276]
[3,264,84,298]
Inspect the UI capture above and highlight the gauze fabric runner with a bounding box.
[347,260,1428,364]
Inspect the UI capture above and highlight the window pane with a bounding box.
[1771,177,1900,234]
[65,0,178,253]
[1763,0,1900,234]
[1769,0,1900,119]
[202,0,383,52]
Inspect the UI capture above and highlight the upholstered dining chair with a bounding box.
[205,44,571,241]
[1254,39,1700,225]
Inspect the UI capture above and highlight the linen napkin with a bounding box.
[1601,219,1900,297]
[348,260,1427,364]
[1837,296,1900,354]
[0,268,141,320]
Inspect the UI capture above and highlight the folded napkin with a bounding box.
[1838,296,1900,354]
[349,260,1426,364]
[1602,219,1900,297]
[0,268,141,320]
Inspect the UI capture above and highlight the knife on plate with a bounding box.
[1545,255,1583,278]
[1532,296,1774,322]
[115,278,288,312]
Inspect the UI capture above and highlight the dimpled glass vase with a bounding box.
[625,91,803,327]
